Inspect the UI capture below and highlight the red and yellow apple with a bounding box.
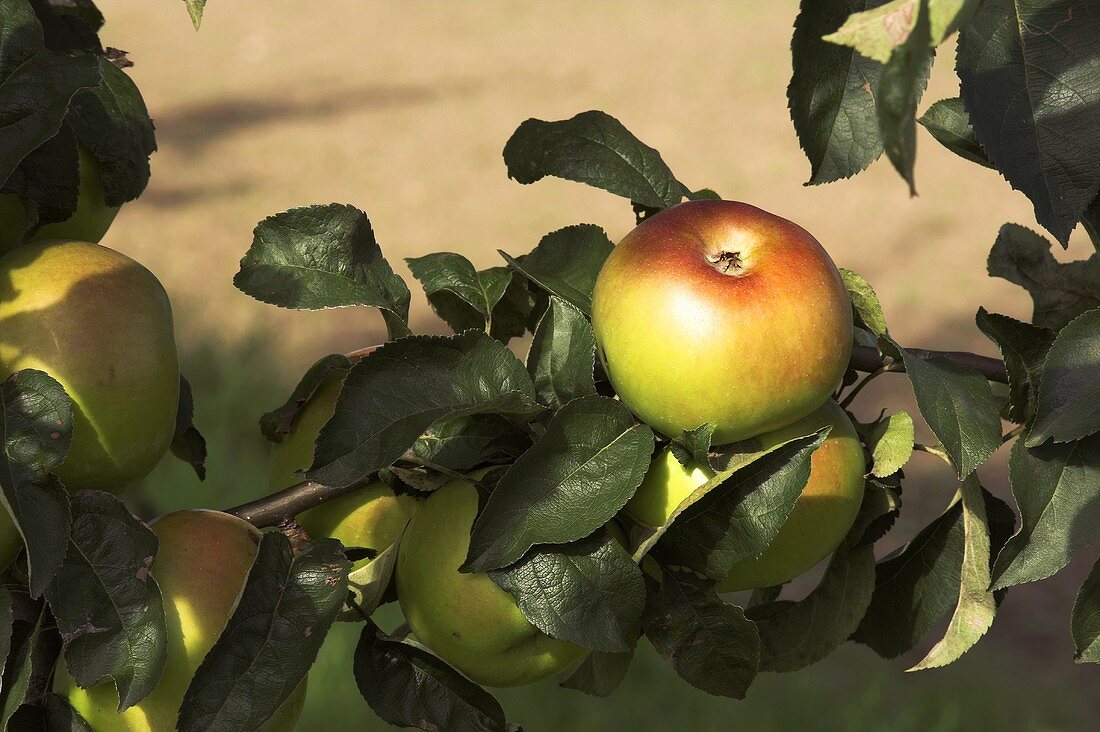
[626,399,865,591]
[0,240,179,494]
[0,143,120,253]
[396,475,585,687]
[55,510,306,731]
[591,200,852,445]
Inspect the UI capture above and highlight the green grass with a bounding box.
[132,337,1090,732]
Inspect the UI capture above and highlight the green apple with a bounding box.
[0,143,120,253]
[0,239,179,493]
[625,399,865,591]
[55,510,306,731]
[591,199,852,445]
[267,371,417,566]
[396,476,586,687]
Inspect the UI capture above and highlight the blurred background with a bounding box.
[95,1,1098,729]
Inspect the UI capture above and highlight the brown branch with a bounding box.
[849,345,1007,384]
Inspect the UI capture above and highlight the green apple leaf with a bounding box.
[339,529,404,622]
[822,0,919,63]
[260,353,351,444]
[867,411,914,478]
[1072,555,1100,663]
[918,97,993,168]
[526,296,597,410]
[888,337,1002,478]
[987,224,1100,331]
[0,369,73,597]
[354,620,509,732]
[876,1,934,195]
[464,395,653,572]
[991,435,1100,590]
[854,487,1014,658]
[908,474,996,671]
[8,693,95,731]
[503,110,687,209]
[490,530,644,653]
[0,125,80,233]
[500,224,614,316]
[855,478,904,547]
[643,572,760,699]
[44,491,166,711]
[1082,195,1100,253]
[0,602,47,728]
[975,308,1054,424]
[671,423,716,469]
[957,0,1100,246]
[405,252,523,341]
[169,375,206,480]
[234,203,412,339]
[749,540,875,672]
[1026,309,1100,446]
[840,268,888,337]
[66,57,157,206]
[788,0,885,185]
[560,646,635,698]
[0,0,100,188]
[184,0,206,30]
[411,414,531,471]
[650,431,828,582]
[306,332,541,488]
[178,534,350,732]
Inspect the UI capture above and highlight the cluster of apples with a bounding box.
[256,200,865,691]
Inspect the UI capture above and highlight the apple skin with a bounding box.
[268,372,416,566]
[625,399,865,591]
[591,200,852,445]
[0,143,120,253]
[55,510,306,731]
[0,240,179,493]
[396,476,586,687]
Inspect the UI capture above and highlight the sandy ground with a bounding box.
[97,0,1097,692]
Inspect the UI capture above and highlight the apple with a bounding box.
[268,372,416,566]
[396,475,586,687]
[55,510,306,731]
[0,143,121,253]
[591,199,852,445]
[625,399,865,591]
[0,240,179,492]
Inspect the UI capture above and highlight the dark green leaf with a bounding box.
[503,110,687,209]
[260,354,350,443]
[306,332,541,488]
[987,223,1100,330]
[44,491,166,710]
[1072,554,1100,663]
[178,534,350,732]
[854,488,1014,658]
[169,375,206,480]
[0,605,46,727]
[490,531,644,653]
[1026,309,1100,446]
[354,620,508,732]
[1082,195,1100,252]
[643,572,759,699]
[854,478,904,547]
[499,224,614,316]
[992,434,1100,590]
[840,268,888,336]
[406,253,516,338]
[890,339,1002,478]
[975,308,1054,424]
[0,125,79,232]
[8,693,95,730]
[877,1,934,194]
[1,369,73,597]
[789,0,885,184]
[526,296,596,410]
[233,203,411,338]
[957,0,1100,245]
[559,646,635,697]
[918,97,993,167]
[411,414,531,471]
[867,411,914,478]
[908,475,996,670]
[0,583,11,677]
[465,395,653,572]
[671,424,715,469]
[652,431,827,582]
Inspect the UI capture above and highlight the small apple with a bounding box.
[268,371,416,566]
[0,143,121,253]
[0,239,179,492]
[396,475,586,687]
[625,399,865,591]
[55,510,306,731]
[591,199,852,444]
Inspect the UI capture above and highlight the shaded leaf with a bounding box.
[526,296,596,410]
[260,354,350,444]
[560,646,635,698]
[411,414,531,472]
[1026,309,1100,446]
[918,97,993,167]
[500,224,614,316]
[1072,554,1100,663]
[169,375,206,480]
[406,253,516,338]
[975,308,1054,424]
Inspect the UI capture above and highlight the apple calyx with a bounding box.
[705,250,744,274]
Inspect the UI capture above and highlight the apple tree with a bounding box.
[0,0,1097,730]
